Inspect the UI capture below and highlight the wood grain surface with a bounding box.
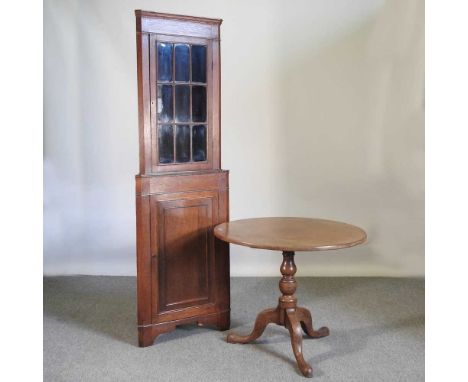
[214,217,367,252]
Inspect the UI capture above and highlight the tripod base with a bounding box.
[226,252,329,378]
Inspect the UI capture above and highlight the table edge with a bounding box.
[213,229,367,252]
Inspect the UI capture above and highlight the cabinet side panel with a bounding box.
[215,183,230,311]
[136,32,152,174]
[211,36,221,169]
[136,194,152,326]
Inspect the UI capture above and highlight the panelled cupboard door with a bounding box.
[150,191,219,323]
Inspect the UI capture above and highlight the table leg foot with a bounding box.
[286,309,313,378]
[297,307,330,338]
[227,307,279,344]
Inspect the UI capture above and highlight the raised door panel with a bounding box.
[150,191,218,321]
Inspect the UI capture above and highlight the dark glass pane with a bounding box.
[175,85,190,122]
[158,125,174,164]
[191,45,206,83]
[157,85,173,122]
[157,43,173,81]
[174,44,190,82]
[192,125,207,162]
[175,125,190,163]
[192,86,206,122]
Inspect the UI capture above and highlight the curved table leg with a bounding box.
[297,307,330,338]
[286,309,313,378]
[227,307,279,344]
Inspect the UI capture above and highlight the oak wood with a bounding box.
[136,10,222,25]
[286,308,313,378]
[136,10,221,174]
[135,10,222,38]
[296,307,330,338]
[216,219,366,378]
[226,307,279,344]
[136,172,230,344]
[136,170,228,196]
[214,217,367,252]
[139,310,229,347]
[135,32,151,174]
[135,11,229,347]
[135,194,152,326]
[224,251,331,378]
[149,33,216,173]
[154,195,213,311]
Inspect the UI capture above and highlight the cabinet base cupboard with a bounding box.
[134,11,230,347]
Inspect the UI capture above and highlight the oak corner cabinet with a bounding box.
[134,10,230,347]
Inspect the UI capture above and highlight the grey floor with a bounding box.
[44,277,424,382]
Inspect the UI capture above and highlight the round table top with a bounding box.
[214,217,367,252]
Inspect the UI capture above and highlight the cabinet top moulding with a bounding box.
[135,10,222,38]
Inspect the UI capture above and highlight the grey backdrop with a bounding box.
[44,0,424,276]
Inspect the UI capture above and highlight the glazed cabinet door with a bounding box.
[149,34,219,173]
[150,191,219,323]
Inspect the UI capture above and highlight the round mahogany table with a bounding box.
[214,217,367,378]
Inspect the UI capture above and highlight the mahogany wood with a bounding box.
[135,11,229,347]
[214,217,367,251]
[215,218,366,378]
[135,10,222,174]
[227,251,329,378]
